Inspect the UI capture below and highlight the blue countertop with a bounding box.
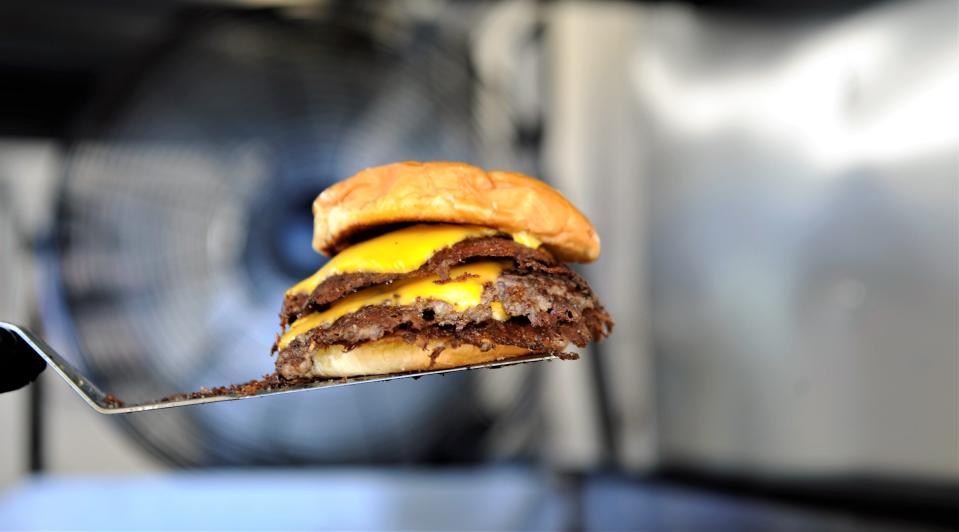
[0,468,929,531]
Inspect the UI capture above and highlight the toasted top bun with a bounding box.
[312,161,600,262]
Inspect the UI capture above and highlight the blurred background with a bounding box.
[0,0,956,529]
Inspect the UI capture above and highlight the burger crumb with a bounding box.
[433,272,479,285]
[103,394,124,407]
[157,373,306,402]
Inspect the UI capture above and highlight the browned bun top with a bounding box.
[312,161,600,262]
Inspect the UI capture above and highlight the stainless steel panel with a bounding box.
[627,0,958,479]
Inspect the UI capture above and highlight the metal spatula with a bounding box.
[0,321,557,414]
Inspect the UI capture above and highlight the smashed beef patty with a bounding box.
[276,312,608,379]
[274,271,613,379]
[277,271,611,350]
[280,236,593,327]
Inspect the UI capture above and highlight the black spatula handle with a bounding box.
[0,323,47,393]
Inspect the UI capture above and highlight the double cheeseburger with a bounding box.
[273,161,613,379]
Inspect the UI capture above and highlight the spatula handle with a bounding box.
[0,322,47,393]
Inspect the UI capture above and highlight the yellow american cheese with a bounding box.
[511,231,542,249]
[287,224,496,296]
[287,223,542,297]
[278,261,509,350]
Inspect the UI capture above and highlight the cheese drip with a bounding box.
[511,231,542,249]
[287,224,542,297]
[279,261,509,350]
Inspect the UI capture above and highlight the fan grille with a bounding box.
[52,8,522,466]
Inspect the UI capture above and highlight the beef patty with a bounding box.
[280,236,589,327]
[275,270,613,379]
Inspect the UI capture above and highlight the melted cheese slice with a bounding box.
[279,261,509,350]
[287,224,496,296]
[287,224,542,297]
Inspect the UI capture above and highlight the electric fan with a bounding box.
[48,5,529,466]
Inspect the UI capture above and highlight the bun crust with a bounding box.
[306,337,537,378]
[313,161,600,262]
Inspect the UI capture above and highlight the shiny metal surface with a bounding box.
[628,0,958,478]
[0,321,558,415]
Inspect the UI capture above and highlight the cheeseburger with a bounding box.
[273,161,612,379]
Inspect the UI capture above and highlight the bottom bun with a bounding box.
[307,338,534,378]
